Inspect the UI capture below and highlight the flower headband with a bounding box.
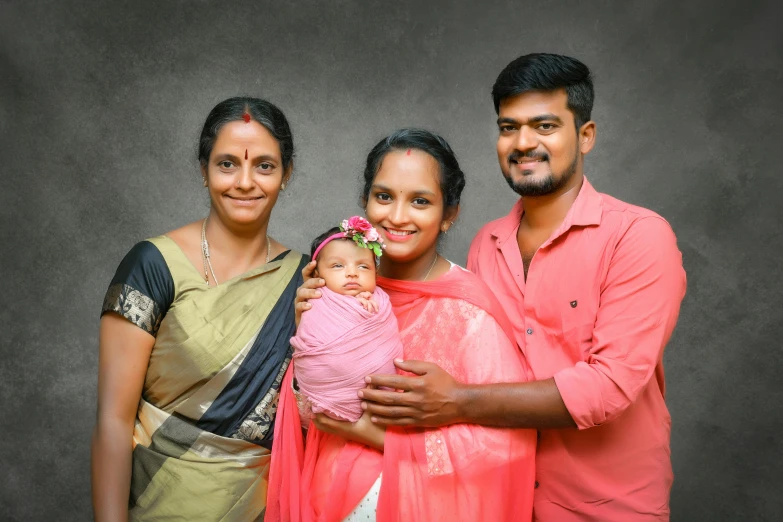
[312,216,385,260]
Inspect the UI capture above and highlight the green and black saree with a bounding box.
[101,235,307,521]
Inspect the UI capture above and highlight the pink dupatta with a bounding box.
[268,266,536,521]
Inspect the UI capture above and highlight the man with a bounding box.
[358,53,687,520]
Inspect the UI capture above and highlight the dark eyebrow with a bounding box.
[213,153,278,163]
[497,114,564,126]
[371,183,436,197]
[251,154,279,163]
[214,153,241,162]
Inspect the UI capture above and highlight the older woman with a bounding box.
[268,129,537,522]
[91,97,308,521]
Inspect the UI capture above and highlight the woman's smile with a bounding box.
[224,194,263,206]
[383,227,416,242]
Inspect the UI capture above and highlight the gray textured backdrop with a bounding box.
[1,0,781,520]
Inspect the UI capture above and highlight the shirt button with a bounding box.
[526,328,533,335]
[534,481,539,489]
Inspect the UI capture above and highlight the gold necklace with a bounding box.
[379,252,439,282]
[395,253,439,332]
[422,253,439,281]
[201,218,270,286]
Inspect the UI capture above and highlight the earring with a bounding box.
[203,178,207,187]
[281,182,286,190]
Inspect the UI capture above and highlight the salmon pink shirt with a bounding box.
[468,178,686,521]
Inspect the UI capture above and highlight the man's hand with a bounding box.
[359,360,466,427]
[312,410,385,451]
[355,291,379,313]
[295,260,325,326]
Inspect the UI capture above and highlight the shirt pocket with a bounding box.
[559,301,596,361]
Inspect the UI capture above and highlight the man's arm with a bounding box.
[362,217,685,429]
[360,360,575,428]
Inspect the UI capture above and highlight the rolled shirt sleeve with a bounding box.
[553,216,687,429]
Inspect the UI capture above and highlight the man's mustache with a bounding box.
[508,151,549,163]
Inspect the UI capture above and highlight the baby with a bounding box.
[291,216,403,422]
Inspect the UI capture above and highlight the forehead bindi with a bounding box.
[212,121,281,159]
[375,150,442,197]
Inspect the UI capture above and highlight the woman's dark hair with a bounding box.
[360,128,465,215]
[198,96,294,170]
[491,53,594,130]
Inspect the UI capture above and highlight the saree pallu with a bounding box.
[268,265,537,521]
[102,236,307,521]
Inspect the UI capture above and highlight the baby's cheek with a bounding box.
[322,279,344,294]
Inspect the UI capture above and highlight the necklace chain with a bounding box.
[379,252,440,282]
[422,253,439,281]
[201,217,270,286]
[396,253,440,332]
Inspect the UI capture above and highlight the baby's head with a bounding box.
[310,217,385,296]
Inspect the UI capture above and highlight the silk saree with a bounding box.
[101,235,307,521]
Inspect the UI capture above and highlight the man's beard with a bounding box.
[502,149,579,197]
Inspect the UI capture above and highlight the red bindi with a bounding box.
[406,149,411,156]
[245,149,248,160]
[242,113,251,123]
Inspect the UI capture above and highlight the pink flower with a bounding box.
[364,228,380,242]
[346,216,373,233]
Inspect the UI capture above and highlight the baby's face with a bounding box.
[316,239,377,296]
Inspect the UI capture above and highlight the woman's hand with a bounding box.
[312,410,386,451]
[295,260,325,326]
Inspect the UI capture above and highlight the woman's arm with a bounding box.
[311,410,386,451]
[91,314,155,522]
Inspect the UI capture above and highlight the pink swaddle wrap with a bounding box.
[291,286,403,422]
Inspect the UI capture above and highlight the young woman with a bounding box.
[91,97,308,521]
[269,129,537,521]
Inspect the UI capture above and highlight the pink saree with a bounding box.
[268,266,536,521]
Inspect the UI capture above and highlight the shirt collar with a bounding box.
[490,176,603,241]
[568,176,603,227]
